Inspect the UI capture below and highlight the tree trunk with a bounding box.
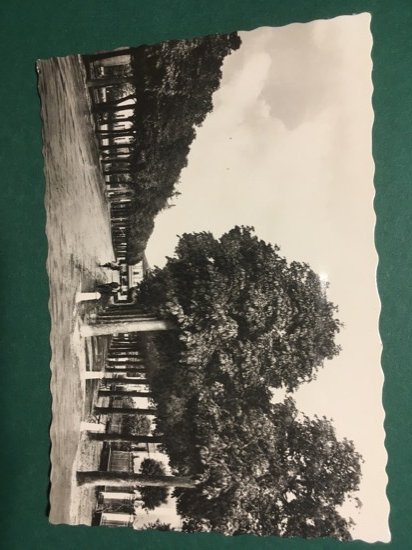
[101,310,153,317]
[101,148,132,155]
[83,48,131,62]
[106,184,134,193]
[96,92,136,108]
[101,149,132,158]
[80,318,175,337]
[75,291,101,303]
[87,76,135,88]
[98,389,151,398]
[97,318,158,325]
[77,471,196,489]
[112,115,135,123]
[113,348,141,354]
[103,169,132,176]
[105,367,145,374]
[100,491,135,500]
[101,156,132,165]
[100,377,149,385]
[107,354,143,359]
[83,371,146,381]
[111,207,130,213]
[100,142,132,152]
[107,353,143,359]
[105,368,146,375]
[87,433,162,443]
[93,103,135,114]
[80,421,105,432]
[107,347,141,353]
[94,406,155,415]
[105,177,131,185]
[108,195,134,201]
[98,127,134,135]
[106,362,147,374]
[100,135,134,143]
[109,339,143,345]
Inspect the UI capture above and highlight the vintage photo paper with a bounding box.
[37,13,389,541]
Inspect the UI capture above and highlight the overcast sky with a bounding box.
[145,14,389,542]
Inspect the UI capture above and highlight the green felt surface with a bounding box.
[1,0,411,548]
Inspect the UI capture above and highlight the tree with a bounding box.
[174,398,362,540]
[142,519,174,531]
[138,226,342,392]
[122,413,152,436]
[138,459,170,510]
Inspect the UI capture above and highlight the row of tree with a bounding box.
[85,32,242,264]
[125,32,240,263]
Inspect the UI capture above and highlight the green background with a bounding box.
[1,0,411,548]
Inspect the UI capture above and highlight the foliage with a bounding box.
[138,226,342,391]
[135,227,362,539]
[105,82,136,103]
[121,413,151,436]
[125,32,241,263]
[142,519,174,531]
[138,458,169,510]
[90,35,240,262]
[175,398,362,538]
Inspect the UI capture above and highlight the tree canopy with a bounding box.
[121,413,151,436]
[175,398,362,538]
[138,226,342,391]
[126,32,241,263]
[135,227,361,539]
[138,458,170,510]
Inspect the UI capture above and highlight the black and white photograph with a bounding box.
[37,13,389,541]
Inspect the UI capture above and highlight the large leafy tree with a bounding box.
[175,399,362,539]
[138,226,342,391]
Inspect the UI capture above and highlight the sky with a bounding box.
[145,14,389,542]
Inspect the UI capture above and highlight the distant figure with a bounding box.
[100,261,121,271]
[96,282,120,295]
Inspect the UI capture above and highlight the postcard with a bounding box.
[37,13,389,541]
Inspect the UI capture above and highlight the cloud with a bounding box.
[234,21,350,130]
